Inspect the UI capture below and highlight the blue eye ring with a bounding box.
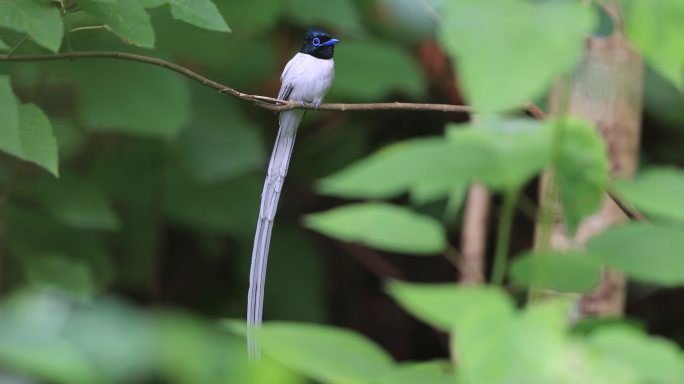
[312,37,321,46]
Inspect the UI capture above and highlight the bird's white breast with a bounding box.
[280,52,335,105]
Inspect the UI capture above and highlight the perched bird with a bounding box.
[247,28,339,358]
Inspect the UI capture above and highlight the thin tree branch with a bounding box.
[0,50,477,113]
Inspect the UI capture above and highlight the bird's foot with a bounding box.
[312,101,322,110]
[298,100,306,108]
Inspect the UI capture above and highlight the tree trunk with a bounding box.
[541,10,643,316]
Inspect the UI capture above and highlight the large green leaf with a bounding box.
[0,92,59,176]
[17,104,58,176]
[175,94,264,182]
[615,167,684,223]
[25,256,95,300]
[317,137,478,199]
[453,299,572,384]
[257,322,395,384]
[439,0,595,111]
[555,117,610,234]
[72,60,191,138]
[0,292,100,384]
[385,281,515,331]
[77,0,155,48]
[6,204,115,289]
[216,0,284,32]
[163,169,262,235]
[0,36,10,50]
[0,75,20,151]
[33,175,119,230]
[286,0,361,32]
[318,119,549,199]
[303,203,447,254]
[331,40,425,101]
[587,223,684,286]
[446,119,551,189]
[623,0,684,90]
[0,0,63,52]
[167,0,230,32]
[585,326,684,384]
[509,251,603,293]
[377,361,454,384]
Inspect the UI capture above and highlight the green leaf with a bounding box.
[331,40,425,101]
[6,205,116,289]
[77,0,155,48]
[138,0,166,7]
[215,0,284,32]
[556,118,610,234]
[0,75,20,148]
[257,322,395,384]
[0,0,63,52]
[317,119,549,199]
[615,167,684,223]
[286,0,361,32]
[0,36,9,50]
[446,119,551,189]
[587,223,684,286]
[377,361,454,384]
[154,314,250,384]
[318,137,475,199]
[439,0,595,111]
[25,256,95,300]
[17,104,59,176]
[0,98,59,176]
[0,293,100,384]
[87,140,162,289]
[164,170,262,235]
[167,0,230,32]
[175,94,264,182]
[265,226,326,322]
[33,175,120,230]
[509,251,603,293]
[585,326,684,384]
[455,299,572,384]
[623,0,684,89]
[385,281,515,331]
[72,60,191,138]
[64,299,155,383]
[303,203,447,254]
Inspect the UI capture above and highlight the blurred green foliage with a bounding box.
[0,0,683,383]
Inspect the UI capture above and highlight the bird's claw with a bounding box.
[312,101,322,110]
[299,100,306,108]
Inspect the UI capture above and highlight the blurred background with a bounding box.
[0,0,683,379]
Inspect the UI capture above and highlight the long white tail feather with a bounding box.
[247,109,304,359]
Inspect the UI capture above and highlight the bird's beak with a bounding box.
[321,38,340,46]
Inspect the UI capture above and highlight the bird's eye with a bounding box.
[312,37,321,46]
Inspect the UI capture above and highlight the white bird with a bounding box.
[247,28,339,358]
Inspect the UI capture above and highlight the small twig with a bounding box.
[491,189,518,286]
[2,35,31,61]
[342,244,404,279]
[443,245,462,270]
[525,102,547,120]
[459,183,490,284]
[69,25,108,34]
[607,188,648,222]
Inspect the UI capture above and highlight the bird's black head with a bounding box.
[300,28,339,60]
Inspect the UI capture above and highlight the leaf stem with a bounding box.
[2,35,31,61]
[491,189,519,286]
[529,78,571,301]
